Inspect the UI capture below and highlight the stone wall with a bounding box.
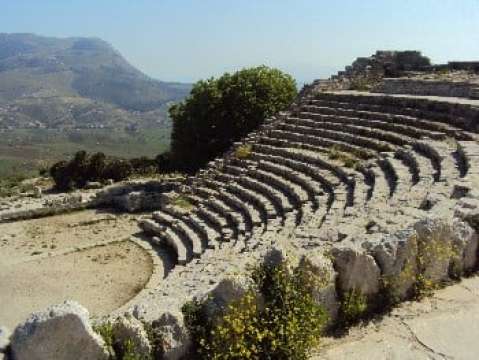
[374,78,476,98]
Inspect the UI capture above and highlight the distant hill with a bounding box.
[0,33,192,178]
[0,33,191,129]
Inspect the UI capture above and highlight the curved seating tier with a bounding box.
[139,90,479,275]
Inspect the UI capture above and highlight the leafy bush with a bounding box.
[337,289,368,326]
[170,66,297,172]
[129,157,158,175]
[50,151,133,190]
[171,195,194,211]
[235,144,253,159]
[103,159,133,182]
[182,260,328,359]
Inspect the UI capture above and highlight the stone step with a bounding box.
[253,143,352,188]
[244,161,309,205]
[201,178,263,228]
[152,210,203,257]
[216,172,278,221]
[252,144,335,210]
[381,155,414,203]
[302,103,471,140]
[184,194,234,241]
[276,122,393,153]
[299,108,447,140]
[366,164,390,205]
[139,219,189,265]
[194,186,249,235]
[224,165,294,215]
[257,135,330,155]
[250,153,321,207]
[420,140,461,182]
[184,212,221,249]
[311,93,475,133]
[262,130,373,160]
[469,87,479,99]
[289,116,412,147]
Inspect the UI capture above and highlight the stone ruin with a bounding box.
[314,50,479,99]
[3,52,479,359]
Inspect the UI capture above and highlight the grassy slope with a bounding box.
[0,127,171,179]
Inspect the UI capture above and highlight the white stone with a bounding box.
[0,326,10,353]
[331,241,381,296]
[451,218,478,274]
[11,301,109,360]
[299,251,340,323]
[414,218,454,283]
[366,229,418,301]
[151,311,190,360]
[111,315,152,358]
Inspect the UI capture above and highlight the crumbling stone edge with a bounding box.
[2,197,479,360]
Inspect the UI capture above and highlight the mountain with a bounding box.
[0,33,191,129]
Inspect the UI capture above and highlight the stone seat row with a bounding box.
[139,91,477,268]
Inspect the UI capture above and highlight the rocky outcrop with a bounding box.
[0,326,10,358]
[111,315,152,359]
[10,301,109,360]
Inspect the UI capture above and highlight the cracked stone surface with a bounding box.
[312,276,479,360]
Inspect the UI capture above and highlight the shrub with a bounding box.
[183,260,328,360]
[234,144,252,159]
[171,195,194,211]
[170,66,297,172]
[130,157,158,175]
[337,289,368,326]
[50,151,134,190]
[103,159,133,182]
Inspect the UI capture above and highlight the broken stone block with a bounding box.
[11,301,109,360]
[0,326,10,353]
[331,241,381,297]
[365,229,418,301]
[414,218,454,283]
[151,311,191,360]
[299,251,340,323]
[451,219,478,275]
[111,315,152,358]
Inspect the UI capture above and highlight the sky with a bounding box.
[1,0,478,84]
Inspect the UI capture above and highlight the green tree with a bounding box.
[169,66,297,171]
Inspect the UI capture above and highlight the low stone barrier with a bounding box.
[376,78,475,98]
[3,196,479,359]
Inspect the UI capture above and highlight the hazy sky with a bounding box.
[2,0,478,84]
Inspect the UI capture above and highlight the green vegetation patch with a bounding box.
[182,259,328,359]
[169,66,297,172]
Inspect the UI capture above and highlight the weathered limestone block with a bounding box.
[299,251,340,323]
[331,240,381,297]
[0,326,10,353]
[111,315,152,358]
[151,311,190,360]
[202,275,257,320]
[414,218,454,283]
[116,191,145,212]
[11,301,109,360]
[451,181,472,199]
[365,229,418,301]
[455,197,479,229]
[263,242,297,268]
[85,181,103,190]
[419,192,444,210]
[33,186,42,198]
[451,219,478,274]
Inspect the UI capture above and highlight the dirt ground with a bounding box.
[0,210,153,328]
